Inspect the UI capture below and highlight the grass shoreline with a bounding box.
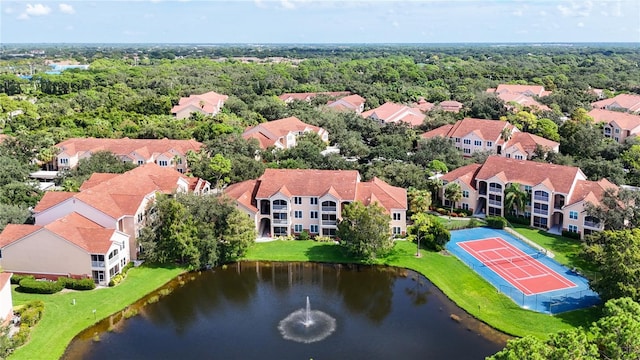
[10,228,599,359]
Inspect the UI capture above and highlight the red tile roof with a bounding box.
[588,109,640,130]
[34,163,195,219]
[170,91,228,115]
[475,156,582,194]
[226,169,406,213]
[496,93,551,112]
[413,97,435,112]
[423,118,513,143]
[0,212,118,253]
[437,100,464,113]
[490,84,551,97]
[440,163,482,189]
[506,132,559,153]
[592,94,640,113]
[56,138,202,162]
[362,102,425,127]
[328,94,365,109]
[0,273,11,290]
[242,117,326,149]
[567,178,617,207]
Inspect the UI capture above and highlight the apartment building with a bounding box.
[588,108,640,144]
[225,169,407,238]
[242,116,329,150]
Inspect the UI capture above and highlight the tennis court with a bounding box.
[446,227,600,314]
[458,237,576,295]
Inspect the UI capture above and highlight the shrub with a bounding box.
[562,230,581,240]
[18,278,63,294]
[57,277,96,290]
[15,300,45,326]
[436,208,448,215]
[466,218,482,228]
[12,324,30,347]
[109,274,124,287]
[297,230,311,241]
[314,235,334,243]
[486,216,508,229]
[122,261,134,275]
[10,274,34,285]
[505,215,530,225]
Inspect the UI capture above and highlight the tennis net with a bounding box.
[481,252,542,267]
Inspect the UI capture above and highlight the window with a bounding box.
[462,190,469,198]
[486,141,493,147]
[454,137,460,143]
[60,158,69,165]
[568,225,578,233]
[392,227,402,235]
[474,140,482,146]
[615,137,619,142]
[137,212,143,223]
[273,200,287,210]
[310,211,318,219]
[615,128,620,134]
[393,212,402,221]
[176,158,182,164]
[569,211,578,220]
[462,203,469,210]
[463,148,471,154]
[310,197,318,205]
[294,197,302,205]
[515,155,524,160]
[294,210,303,219]
[294,224,303,232]
[463,139,471,145]
[137,160,144,165]
[310,225,318,233]
[534,190,549,202]
[604,127,612,134]
[158,160,168,167]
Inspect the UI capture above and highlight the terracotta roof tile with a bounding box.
[0,224,41,247]
[278,91,351,103]
[242,117,326,149]
[592,94,640,113]
[493,84,549,97]
[33,192,75,212]
[0,273,11,289]
[421,124,454,139]
[505,132,559,154]
[440,163,482,190]
[442,118,512,142]
[362,102,425,126]
[224,180,259,212]
[356,177,407,211]
[588,109,640,130]
[567,178,618,207]
[171,91,228,115]
[475,156,582,194]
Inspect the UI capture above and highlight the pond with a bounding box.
[63,262,509,360]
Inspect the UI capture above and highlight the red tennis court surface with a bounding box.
[458,237,576,295]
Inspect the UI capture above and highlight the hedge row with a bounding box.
[109,262,134,287]
[562,230,581,240]
[486,216,508,229]
[17,276,96,294]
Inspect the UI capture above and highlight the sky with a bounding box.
[1,0,639,44]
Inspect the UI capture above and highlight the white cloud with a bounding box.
[254,0,267,9]
[59,4,75,14]
[25,4,52,16]
[577,22,585,27]
[557,1,592,17]
[280,0,296,9]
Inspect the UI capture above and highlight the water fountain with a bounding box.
[278,296,336,343]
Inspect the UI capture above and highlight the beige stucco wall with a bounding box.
[1,230,91,277]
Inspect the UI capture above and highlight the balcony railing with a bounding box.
[272,205,287,211]
[488,186,502,193]
[108,256,120,266]
[91,261,105,268]
[273,219,288,225]
[533,208,549,216]
[322,206,337,212]
[322,220,337,226]
[584,220,601,228]
[488,199,502,206]
[534,195,549,202]
[478,190,487,195]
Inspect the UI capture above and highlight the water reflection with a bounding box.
[63,262,509,360]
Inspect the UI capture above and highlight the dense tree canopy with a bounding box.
[337,201,392,260]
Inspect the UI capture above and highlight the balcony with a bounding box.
[273,218,288,225]
[488,199,502,206]
[322,220,337,226]
[108,256,120,266]
[534,195,549,202]
[322,206,337,212]
[554,202,564,210]
[91,261,105,268]
[533,208,549,216]
[273,204,288,211]
[584,220,601,228]
[488,186,502,193]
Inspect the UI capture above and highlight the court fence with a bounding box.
[497,284,600,314]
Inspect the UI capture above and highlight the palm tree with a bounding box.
[504,182,528,217]
[500,126,513,143]
[444,182,462,216]
[408,188,432,216]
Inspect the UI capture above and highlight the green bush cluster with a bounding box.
[17,278,64,294]
[562,230,581,240]
[57,277,96,290]
[486,216,508,229]
[16,300,45,327]
[108,262,134,287]
[296,230,311,240]
[10,274,34,285]
[314,235,334,243]
[505,215,530,225]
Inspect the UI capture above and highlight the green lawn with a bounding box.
[245,239,600,339]
[9,265,185,360]
[510,224,596,273]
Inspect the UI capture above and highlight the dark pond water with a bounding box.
[63,262,508,360]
